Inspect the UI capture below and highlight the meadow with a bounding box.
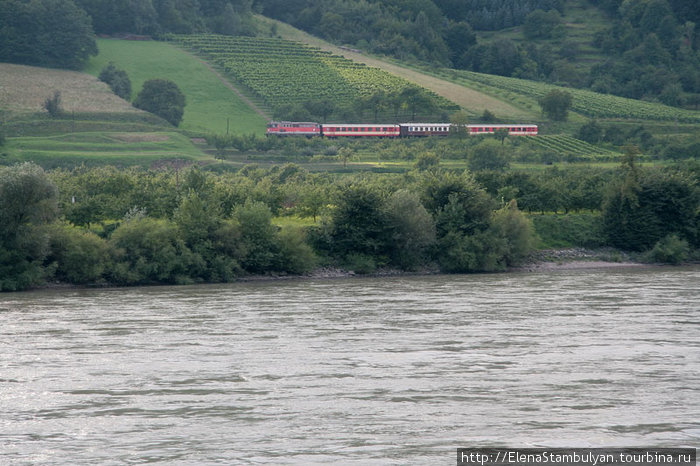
[84,39,268,135]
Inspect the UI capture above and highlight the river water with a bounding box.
[1,266,698,465]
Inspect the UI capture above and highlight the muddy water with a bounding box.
[1,267,698,464]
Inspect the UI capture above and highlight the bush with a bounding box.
[134,79,186,126]
[44,91,63,117]
[646,234,690,264]
[46,222,110,284]
[99,62,132,100]
[277,226,318,274]
[109,217,198,285]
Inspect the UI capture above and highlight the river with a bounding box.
[1,266,698,464]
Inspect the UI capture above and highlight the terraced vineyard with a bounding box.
[168,34,457,117]
[450,70,700,123]
[527,135,620,160]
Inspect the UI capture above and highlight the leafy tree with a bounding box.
[233,200,280,273]
[0,163,59,290]
[602,149,700,251]
[99,62,132,100]
[109,217,198,285]
[46,222,110,284]
[328,182,389,260]
[490,200,535,265]
[383,189,436,269]
[577,120,603,144]
[469,140,510,172]
[44,91,63,117]
[538,89,573,121]
[523,9,566,39]
[0,0,97,69]
[449,111,469,138]
[134,79,186,126]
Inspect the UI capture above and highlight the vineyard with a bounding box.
[526,135,620,160]
[167,34,458,119]
[449,70,700,123]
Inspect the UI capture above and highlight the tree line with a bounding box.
[0,0,256,70]
[1,157,697,291]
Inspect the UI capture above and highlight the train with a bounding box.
[266,121,538,137]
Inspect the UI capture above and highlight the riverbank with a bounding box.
[32,247,695,291]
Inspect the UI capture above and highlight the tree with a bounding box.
[134,79,186,126]
[99,62,132,100]
[44,91,63,117]
[577,120,603,144]
[383,189,436,269]
[0,0,97,69]
[523,9,566,39]
[0,163,59,290]
[538,89,573,121]
[449,111,469,138]
[469,140,510,172]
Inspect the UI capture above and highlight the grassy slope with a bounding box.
[84,39,268,135]
[0,62,215,167]
[4,132,207,168]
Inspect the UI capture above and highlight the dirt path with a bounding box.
[261,15,533,119]
[183,50,270,121]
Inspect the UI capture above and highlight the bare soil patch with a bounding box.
[111,133,170,143]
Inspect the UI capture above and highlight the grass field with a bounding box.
[84,39,268,135]
[3,132,214,168]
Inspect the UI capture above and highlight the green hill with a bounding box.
[84,38,268,135]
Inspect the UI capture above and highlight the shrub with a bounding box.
[134,79,186,126]
[46,222,109,284]
[99,62,132,100]
[646,234,690,264]
[44,91,62,117]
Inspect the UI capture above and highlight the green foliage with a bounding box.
[523,9,566,39]
[539,89,573,121]
[99,62,132,100]
[277,226,318,274]
[46,222,109,284]
[602,158,699,251]
[577,120,603,144]
[384,189,436,270]
[0,0,97,69]
[109,217,198,285]
[490,200,536,265]
[44,91,63,117]
[530,213,605,248]
[134,79,186,126]
[469,140,510,172]
[328,183,389,260]
[72,0,256,36]
[646,234,690,264]
[168,34,456,121]
[0,163,59,290]
[233,200,280,273]
[452,69,700,122]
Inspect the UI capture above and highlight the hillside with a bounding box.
[0,63,140,118]
[84,39,268,135]
[0,62,211,167]
[257,15,536,121]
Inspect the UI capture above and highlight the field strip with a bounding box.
[259,15,534,120]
